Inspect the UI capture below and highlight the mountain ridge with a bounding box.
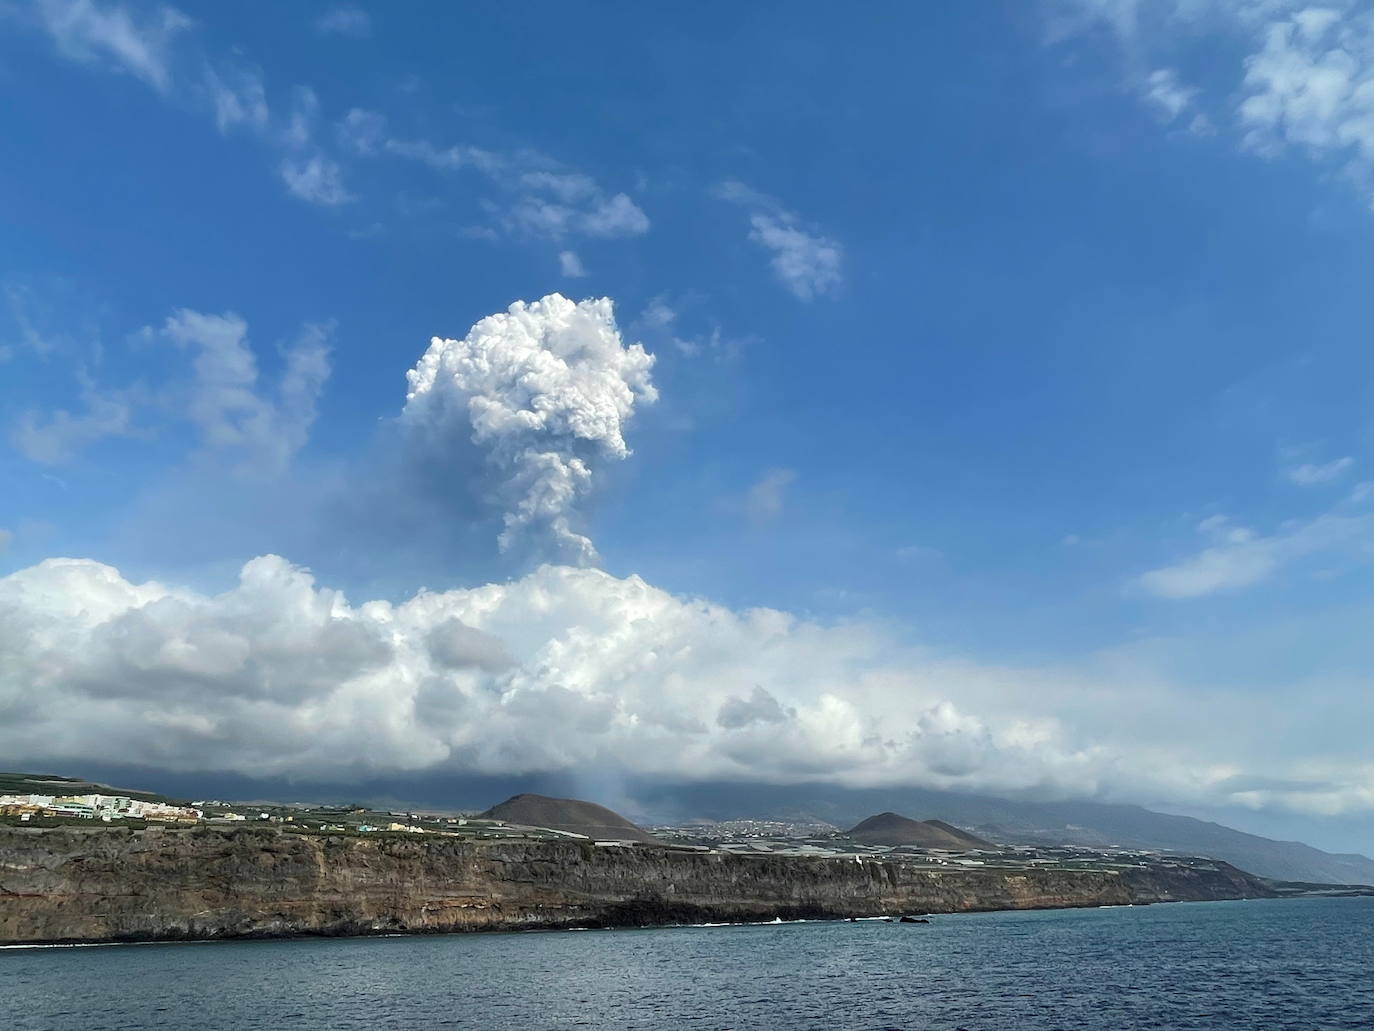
[633,781,1374,885]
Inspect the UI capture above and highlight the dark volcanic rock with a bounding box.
[479,793,659,844]
[848,812,993,849]
[0,825,1275,945]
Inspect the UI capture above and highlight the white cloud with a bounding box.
[559,251,588,277]
[10,374,138,464]
[1135,507,1374,598]
[203,61,269,134]
[155,310,331,474]
[337,107,386,154]
[509,189,649,241]
[281,154,353,206]
[4,551,1371,817]
[33,0,189,94]
[719,181,843,300]
[1286,455,1354,485]
[383,137,500,173]
[744,468,796,523]
[8,309,329,471]
[401,294,656,562]
[24,1,355,207]
[1137,536,1280,598]
[7,292,1374,820]
[1238,6,1374,178]
[748,213,844,300]
[377,135,648,241]
[1142,66,1199,122]
[0,555,1103,790]
[1058,1,1374,206]
[632,296,751,361]
[314,5,371,38]
[580,193,652,237]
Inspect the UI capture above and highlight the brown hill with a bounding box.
[479,793,659,843]
[848,812,993,849]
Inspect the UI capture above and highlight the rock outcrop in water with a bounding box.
[0,826,1275,945]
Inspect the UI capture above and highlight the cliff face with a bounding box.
[0,826,1274,945]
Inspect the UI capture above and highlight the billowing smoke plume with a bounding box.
[402,295,656,563]
[6,294,1372,821]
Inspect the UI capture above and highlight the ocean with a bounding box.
[3,898,1371,1030]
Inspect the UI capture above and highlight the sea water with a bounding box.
[3,897,1371,1030]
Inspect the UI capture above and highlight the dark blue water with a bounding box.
[3,898,1371,1030]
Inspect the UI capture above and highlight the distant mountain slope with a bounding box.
[0,772,176,805]
[636,782,1374,885]
[925,818,995,849]
[479,793,659,843]
[848,812,993,849]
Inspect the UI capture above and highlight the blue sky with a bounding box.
[3,1,1374,852]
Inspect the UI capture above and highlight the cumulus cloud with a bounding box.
[1237,5,1374,170]
[0,555,1093,788]
[5,552,1371,816]
[718,181,843,300]
[401,294,656,562]
[7,291,1374,819]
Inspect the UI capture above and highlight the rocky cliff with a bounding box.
[0,826,1274,945]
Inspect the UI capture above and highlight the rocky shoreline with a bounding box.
[0,825,1276,945]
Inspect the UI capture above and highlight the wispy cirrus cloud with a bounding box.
[313,5,371,39]
[1135,504,1374,599]
[1055,1,1374,207]
[31,0,189,93]
[9,308,331,474]
[11,374,141,464]
[340,109,651,244]
[1284,453,1354,486]
[22,0,351,207]
[717,180,843,300]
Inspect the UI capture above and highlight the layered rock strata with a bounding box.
[0,826,1274,945]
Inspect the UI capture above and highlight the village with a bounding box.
[0,784,1230,884]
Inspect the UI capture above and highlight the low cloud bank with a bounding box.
[0,553,1097,788]
[3,552,1371,820]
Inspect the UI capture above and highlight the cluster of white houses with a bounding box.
[0,793,202,823]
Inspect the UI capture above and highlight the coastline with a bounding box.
[0,825,1276,947]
